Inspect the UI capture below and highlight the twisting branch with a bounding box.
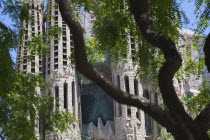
[129,0,209,138]
[204,33,210,72]
[195,104,210,131]
[129,0,189,120]
[55,0,176,129]
[195,32,210,131]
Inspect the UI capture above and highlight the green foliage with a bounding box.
[0,0,209,139]
[1,0,31,26]
[0,1,75,139]
[86,37,105,64]
[184,79,210,118]
[193,0,210,35]
[72,0,183,87]
[0,72,76,139]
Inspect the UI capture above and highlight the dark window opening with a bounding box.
[63,61,67,66]
[154,93,158,105]
[136,109,141,121]
[54,64,58,70]
[72,81,75,115]
[23,65,27,70]
[127,107,131,118]
[117,75,122,117]
[143,89,153,136]
[48,69,50,75]
[54,45,58,51]
[124,75,129,93]
[55,86,59,108]
[119,104,122,117]
[31,68,35,73]
[54,52,58,57]
[63,55,67,59]
[143,89,150,99]
[23,59,27,64]
[54,40,58,45]
[64,83,68,109]
[134,79,139,96]
[117,75,120,88]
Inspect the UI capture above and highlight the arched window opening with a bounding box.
[134,79,139,96]
[55,86,59,108]
[72,81,75,115]
[124,75,129,93]
[64,83,68,109]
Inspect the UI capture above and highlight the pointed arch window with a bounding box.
[64,83,68,109]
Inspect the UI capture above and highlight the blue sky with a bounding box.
[180,0,210,35]
[1,0,209,63]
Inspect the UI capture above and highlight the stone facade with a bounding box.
[16,1,204,139]
[16,0,43,74]
[44,0,81,139]
[17,0,81,139]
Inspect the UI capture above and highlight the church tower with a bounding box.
[112,34,161,139]
[112,36,147,140]
[16,0,44,138]
[44,0,81,139]
[16,0,43,75]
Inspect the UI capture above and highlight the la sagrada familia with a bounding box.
[16,0,203,140]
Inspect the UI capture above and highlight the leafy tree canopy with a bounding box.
[0,0,209,139]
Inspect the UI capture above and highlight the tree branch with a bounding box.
[56,0,176,129]
[194,33,210,131]
[129,0,210,138]
[195,104,210,132]
[204,33,210,72]
[129,0,189,121]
